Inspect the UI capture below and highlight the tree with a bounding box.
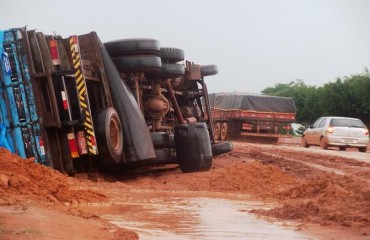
[261,70,370,128]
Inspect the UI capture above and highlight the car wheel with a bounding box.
[301,136,309,148]
[320,137,329,150]
[359,147,367,152]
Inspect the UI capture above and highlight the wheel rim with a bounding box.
[214,123,221,140]
[221,122,228,141]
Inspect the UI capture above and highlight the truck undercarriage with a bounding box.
[0,27,233,174]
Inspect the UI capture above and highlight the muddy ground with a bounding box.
[0,138,369,239]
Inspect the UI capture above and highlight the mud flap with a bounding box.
[99,41,155,162]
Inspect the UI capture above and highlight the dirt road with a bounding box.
[0,138,369,239]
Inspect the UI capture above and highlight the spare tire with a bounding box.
[160,47,185,63]
[112,55,162,72]
[201,65,218,76]
[94,107,123,164]
[104,38,160,57]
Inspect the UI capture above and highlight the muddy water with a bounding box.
[99,191,314,240]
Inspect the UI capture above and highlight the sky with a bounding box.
[1,0,370,94]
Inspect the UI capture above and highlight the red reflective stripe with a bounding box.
[49,39,60,65]
[67,133,79,158]
[61,91,68,110]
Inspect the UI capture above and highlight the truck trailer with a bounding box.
[209,92,297,143]
[0,27,232,174]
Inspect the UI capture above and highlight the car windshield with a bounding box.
[330,118,365,128]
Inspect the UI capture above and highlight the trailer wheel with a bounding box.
[213,122,221,141]
[104,38,160,57]
[95,107,123,164]
[175,123,213,173]
[160,47,185,63]
[220,122,228,141]
[112,55,162,72]
[200,65,218,76]
[212,141,233,156]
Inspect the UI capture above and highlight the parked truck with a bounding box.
[209,92,297,143]
[0,27,232,174]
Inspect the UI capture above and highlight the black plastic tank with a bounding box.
[174,122,212,173]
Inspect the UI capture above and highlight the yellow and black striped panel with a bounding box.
[69,36,97,155]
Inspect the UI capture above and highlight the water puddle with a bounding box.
[96,191,314,239]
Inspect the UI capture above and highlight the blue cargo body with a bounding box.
[0,28,45,163]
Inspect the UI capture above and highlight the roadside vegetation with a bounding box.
[262,69,370,129]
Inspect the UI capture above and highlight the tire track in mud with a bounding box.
[234,142,370,182]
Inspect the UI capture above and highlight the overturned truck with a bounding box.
[0,27,232,174]
[209,93,297,143]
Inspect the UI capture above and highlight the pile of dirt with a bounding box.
[251,173,370,227]
[209,160,300,196]
[0,148,106,205]
[119,159,300,197]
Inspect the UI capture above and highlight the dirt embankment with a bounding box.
[1,140,370,239]
[0,148,137,240]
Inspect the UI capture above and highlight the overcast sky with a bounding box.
[1,0,369,93]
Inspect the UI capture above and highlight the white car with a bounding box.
[302,116,369,152]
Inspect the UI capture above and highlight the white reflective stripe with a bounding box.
[40,146,45,155]
[67,133,75,140]
[61,91,67,101]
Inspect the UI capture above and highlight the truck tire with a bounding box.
[160,47,185,63]
[112,55,162,72]
[94,107,124,164]
[220,122,228,141]
[201,65,218,76]
[153,149,176,164]
[213,122,221,141]
[104,38,160,57]
[212,141,233,156]
[150,132,173,148]
[147,63,185,78]
[175,123,213,173]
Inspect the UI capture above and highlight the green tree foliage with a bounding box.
[262,70,370,127]
[262,80,321,124]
